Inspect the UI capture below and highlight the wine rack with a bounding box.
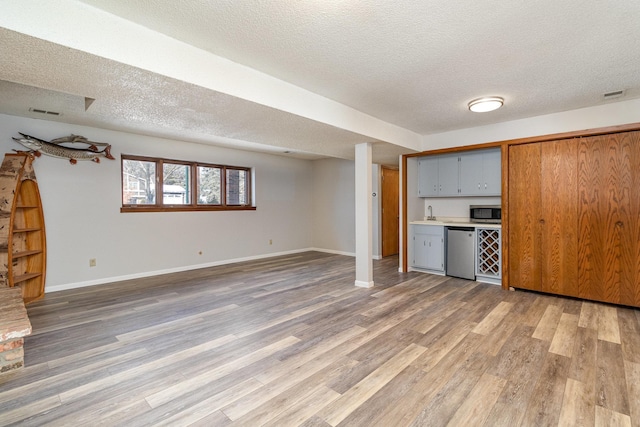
[476,227,501,284]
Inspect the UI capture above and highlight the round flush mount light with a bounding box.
[468,97,504,113]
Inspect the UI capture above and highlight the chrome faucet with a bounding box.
[427,205,435,220]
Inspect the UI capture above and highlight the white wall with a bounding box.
[311,158,382,258]
[422,97,640,150]
[372,165,381,259]
[0,114,314,291]
[312,158,355,256]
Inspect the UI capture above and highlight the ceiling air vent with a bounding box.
[29,107,62,116]
[603,90,624,99]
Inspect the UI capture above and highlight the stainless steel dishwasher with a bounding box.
[446,227,476,280]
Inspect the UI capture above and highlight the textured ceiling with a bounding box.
[0,29,384,162]
[1,0,639,165]
[75,0,640,132]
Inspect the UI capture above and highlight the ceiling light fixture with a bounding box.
[468,97,504,113]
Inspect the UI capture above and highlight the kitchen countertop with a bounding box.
[410,220,502,229]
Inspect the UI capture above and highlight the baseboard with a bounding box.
[311,248,382,260]
[46,248,385,293]
[354,280,375,288]
[45,248,315,293]
[309,247,356,257]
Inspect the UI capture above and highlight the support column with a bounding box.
[355,143,374,288]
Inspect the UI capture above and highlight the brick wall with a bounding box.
[0,287,32,374]
[1,338,25,372]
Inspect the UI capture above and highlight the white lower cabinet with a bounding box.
[411,225,445,273]
[476,227,502,284]
[411,223,502,284]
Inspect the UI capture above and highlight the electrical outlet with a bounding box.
[89,258,97,267]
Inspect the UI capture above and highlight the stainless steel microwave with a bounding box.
[470,205,501,223]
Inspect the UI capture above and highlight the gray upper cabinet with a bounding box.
[438,154,459,196]
[458,151,484,195]
[483,149,502,194]
[418,148,501,197]
[417,154,459,197]
[418,156,439,197]
[459,149,501,196]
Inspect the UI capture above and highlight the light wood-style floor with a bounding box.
[1,252,639,426]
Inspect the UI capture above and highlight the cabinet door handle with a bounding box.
[478,183,481,189]
[485,182,487,189]
[539,219,545,224]
[429,241,431,247]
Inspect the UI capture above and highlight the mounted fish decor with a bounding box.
[11,132,115,164]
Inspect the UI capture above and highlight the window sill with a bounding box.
[121,206,257,213]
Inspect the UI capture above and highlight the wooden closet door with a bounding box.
[619,130,640,306]
[578,135,609,302]
[578,131,638,305]
[632,131,640,306]
[540,139,578,297]
[508,143,542,291]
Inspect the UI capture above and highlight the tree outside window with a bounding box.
[198,166,221,205]
[121,155,253,212]
[122,159,156,204]
[163,163,191,204]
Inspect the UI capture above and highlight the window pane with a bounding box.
[163,163,191,204]
[226,169,248,205]
[122,159,156,204]
[197,166,221,205]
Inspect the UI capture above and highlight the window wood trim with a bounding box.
[121,154,254,212]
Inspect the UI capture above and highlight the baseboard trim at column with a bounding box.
[355,280,374,288]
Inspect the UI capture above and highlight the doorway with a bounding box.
[381,166,399,257]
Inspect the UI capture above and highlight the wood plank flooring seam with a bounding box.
[0,347,150,408]
[558,378,595,427]
[0,395,62,425]
[623,360,640,427]
[145,335,301,408]
[318,343,427,426]
[56,334,238,404]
